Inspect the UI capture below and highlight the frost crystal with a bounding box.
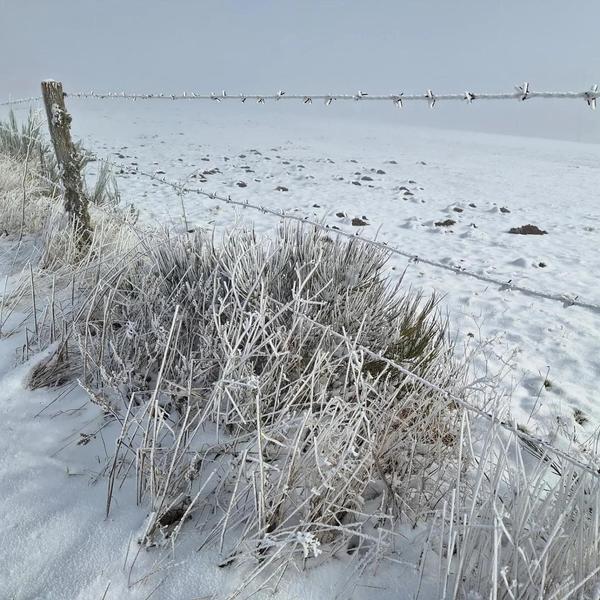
[296,531,322,558]
[125,320,137,339]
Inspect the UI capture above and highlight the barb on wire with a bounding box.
[62,84,600,110]
[585,84,598,110]
[94,155,600,315]
[517,81,530,101]
[392,94,403,108]
[425,89,436,108]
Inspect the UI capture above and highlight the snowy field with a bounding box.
[70,99,600,431]
[1,100,600,599]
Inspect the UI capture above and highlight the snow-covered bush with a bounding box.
[68,220,600,597]
[76,224,465,566]
[0,109,52,167]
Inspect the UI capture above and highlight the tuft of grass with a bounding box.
[85,160,120,207]
[27,342,77,389]
[0,111,120,239]
[0,109,59,186]
[0,109,45,162]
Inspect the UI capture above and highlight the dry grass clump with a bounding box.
[75,224,465,568]
[0,153,59,237]
[0,110,119,241]
[27,342,78,389]
[0,109,55,171]
[68,221,600,598]
[435,419,600,599]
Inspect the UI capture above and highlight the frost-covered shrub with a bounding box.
[77,224,465,564]
[0,109,51,167]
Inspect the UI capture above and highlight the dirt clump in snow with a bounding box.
[508,224,547,235]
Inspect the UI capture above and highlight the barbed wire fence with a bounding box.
[65,84,600,109]
[0,95,42,107]
[2,82,599,108]
[3,80,600,478]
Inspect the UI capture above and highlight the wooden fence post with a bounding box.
[41,80,91,244]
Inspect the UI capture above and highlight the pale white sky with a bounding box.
[1,0,598,142]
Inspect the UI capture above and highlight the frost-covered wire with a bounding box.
[0,96,42,107]
[96,156,600,315]
[65,84,600,109]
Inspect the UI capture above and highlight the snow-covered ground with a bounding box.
[2,100,599,599]
[0,241,440,600]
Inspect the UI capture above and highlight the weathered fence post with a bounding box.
[41,80,91,244]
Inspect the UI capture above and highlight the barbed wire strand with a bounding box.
[0,95,42,107]
[94,156,600,315]
[63,84,599,109]
[3,83,598,109]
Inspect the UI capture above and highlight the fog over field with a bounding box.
[1,0,599,142]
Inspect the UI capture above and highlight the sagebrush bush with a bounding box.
[67,220,600,599]
[76,224,465,565]
[0,154,58,236]
[0,109,49,164]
